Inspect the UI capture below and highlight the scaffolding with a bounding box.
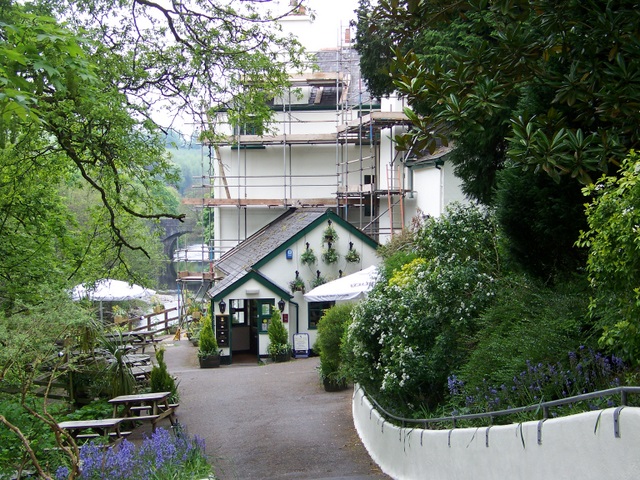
[179,33,416,284]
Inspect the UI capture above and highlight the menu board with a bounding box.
[293,333,310,358]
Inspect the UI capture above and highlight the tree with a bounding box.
[45,0,307,137]
[0,1,305,476]
[0,290,96,479]
[356,0,640,198]
[578,151,640,365]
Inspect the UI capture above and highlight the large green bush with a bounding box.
[579,151,640,365]
[267,310,291,359]
[150,347,179,403]
[456,274,592,391]
[197,314,219,358]
[316,304,354,383]
[344,204,501,414]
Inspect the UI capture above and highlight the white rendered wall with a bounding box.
[353,386,640,480]
[278,0,359,52]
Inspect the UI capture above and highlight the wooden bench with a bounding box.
[120,414,160,424]
[130,405,152,413]
[75,431,132,441]
[131,365,153,381]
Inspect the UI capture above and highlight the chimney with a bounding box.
[344,28,351,44]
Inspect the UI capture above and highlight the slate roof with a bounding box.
[207,208,328,298]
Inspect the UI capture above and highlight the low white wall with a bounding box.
[353,386,640,480]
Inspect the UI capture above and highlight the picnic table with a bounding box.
[57,418,129,441]
[108,391,178,432]
[105,330,158,353]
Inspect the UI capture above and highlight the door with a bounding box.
[252,299,274,357]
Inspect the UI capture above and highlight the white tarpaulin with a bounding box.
[71,279,156,302]
[303,265,379,302]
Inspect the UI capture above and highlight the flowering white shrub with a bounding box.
[344,203,501,414]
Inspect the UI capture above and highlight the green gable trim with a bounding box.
[253,209,378,270]
[211,270,293,303]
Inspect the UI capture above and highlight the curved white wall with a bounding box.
[353,386,640,480]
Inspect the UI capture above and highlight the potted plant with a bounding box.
[316,304,353,391]
[187,320,202,346]
[198,314,221,368]
[322,221,338,244]
[151,295,165,314]
[300,243,317,266]
[289,271,305,293]
[112,305,128,325]
[321,243,339,264]
[311,270,327,288]
[345,242,360,263]
[267,310,292,363]
[188,302,203,320]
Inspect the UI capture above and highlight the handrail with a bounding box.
[118,307,181,335]
[358,385,640,429]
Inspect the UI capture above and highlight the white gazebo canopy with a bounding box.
[71,279,156,302]
[71,279,156,322]
[303,265,379,302]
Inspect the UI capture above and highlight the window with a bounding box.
[308,301,334,330]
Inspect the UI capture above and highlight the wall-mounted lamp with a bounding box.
[278,298,286,312]
[218,299,226,314]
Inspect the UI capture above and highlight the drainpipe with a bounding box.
[290,300,300,334]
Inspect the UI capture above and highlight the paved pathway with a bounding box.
[160,337,389,480]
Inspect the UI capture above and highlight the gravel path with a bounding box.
[160,337,389,480]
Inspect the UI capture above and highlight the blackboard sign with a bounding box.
[293,333,310,358]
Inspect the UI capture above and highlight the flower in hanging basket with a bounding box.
[345,248,360,263]
[289,277,305,293]
[301,246,317,266]
[311,274,327,288]
[322,223,338,244]
[322,246,339,264]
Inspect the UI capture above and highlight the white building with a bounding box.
[182,0,467,363]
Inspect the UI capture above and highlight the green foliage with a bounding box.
[100,332,136,398]
[322,224,338,243]
[344,204,501,414]
[150,348,179,403]
[0,397,67,478]
[457,274,592,390]
[344,248,361,264]
[579,151,640,365]
[321,246,339,265]
[300,247,317,266]
[359,0,640,202]
[316,304,354,383]
[267,310,291,359]
[495,165,588,279]
[197,314,219,358]
[61,400,113,422]
[289,276,305,293]
[311,273,327,289]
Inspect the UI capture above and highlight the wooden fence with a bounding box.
[118,307,183,335]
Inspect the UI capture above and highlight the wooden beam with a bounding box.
[182,198,340,207]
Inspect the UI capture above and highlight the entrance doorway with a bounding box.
[229,298,274,363]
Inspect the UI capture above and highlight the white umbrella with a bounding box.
[71,279,156,321]
[303,265,379,302]
[71,279,156,301]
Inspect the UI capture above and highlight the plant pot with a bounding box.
[199,355,221,368]
[153,305,165,314]
[191,311,202,320]
[274,352,291,363]
[323,377,348,392]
